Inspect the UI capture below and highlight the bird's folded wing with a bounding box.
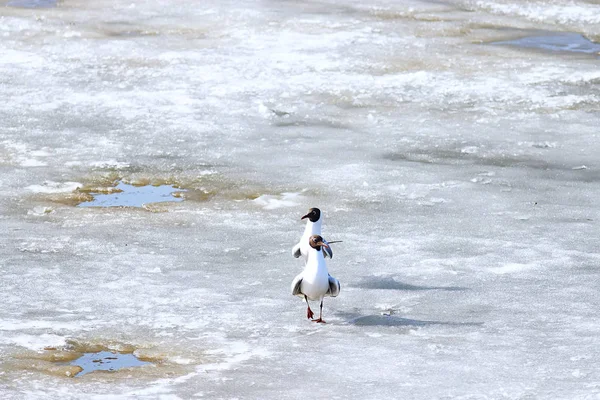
[291,274,304,296]
[292,242,302,258]
[322,239,333,259]
[327,275,340,297]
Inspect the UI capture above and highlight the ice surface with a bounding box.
[1,0,600,399]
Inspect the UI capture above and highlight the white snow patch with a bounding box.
[169,356,194,365]
[0,49,46,65]
[490,262,536,275]
[27,206,55,216]
[20,159,47,167]
[90,160,131,170]
[253,192,304,210]
[25,181,82,193]
[461,146,479,154]
[5,333,66,350]
[29,150,51,157]
[472,0,600,25]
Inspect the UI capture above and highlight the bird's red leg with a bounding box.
[313,299,326,323]
[304,296,314,319]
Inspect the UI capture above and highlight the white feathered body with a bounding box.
[292,218,322,261]
[300,249,330,300]
[291,245,340,301]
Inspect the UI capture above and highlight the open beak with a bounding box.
[301,213,310,220]
[318,241,333,259]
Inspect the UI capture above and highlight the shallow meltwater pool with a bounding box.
[6,0,57,8]
[492,32,600,55]
[68,351,151,377]
[77,181,185,208]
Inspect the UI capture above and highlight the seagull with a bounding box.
[291,234,340,323]
[292,207,333,260]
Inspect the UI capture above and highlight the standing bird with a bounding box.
[291,235,340,323]
[292,208,332,260]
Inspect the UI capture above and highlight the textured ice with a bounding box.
[1,0,600,399]
[462,0,600,26]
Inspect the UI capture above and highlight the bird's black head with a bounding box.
[308,234,329,251]
[301,207,321,223]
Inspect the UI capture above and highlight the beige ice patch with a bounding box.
[6,339,201,379]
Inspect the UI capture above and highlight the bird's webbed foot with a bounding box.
[306,307,314,320]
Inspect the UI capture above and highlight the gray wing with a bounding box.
[291,273,304,296]
[326,274,340,297]
[322,239,332,259]
[292,242,302,258]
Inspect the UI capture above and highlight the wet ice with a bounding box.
[1,0,600,399]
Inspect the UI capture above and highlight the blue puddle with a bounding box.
[492,32,600,56]
[78,182,185,208]
[6,0,57,8]
[69,351,150,377]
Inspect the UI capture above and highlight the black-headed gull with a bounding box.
[291,235,340,323]
[292,208,333,260]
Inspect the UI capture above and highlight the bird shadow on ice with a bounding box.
[350,315,482,327]
[337,311,483,328]
[350,276,467,292]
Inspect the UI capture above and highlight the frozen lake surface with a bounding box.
[1,0,600,398]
